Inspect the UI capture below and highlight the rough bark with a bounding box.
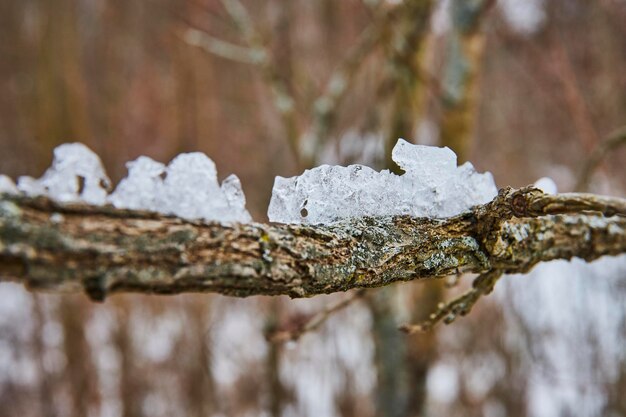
[0,187,624,301]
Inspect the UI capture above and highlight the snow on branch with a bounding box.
[0,141,624,313]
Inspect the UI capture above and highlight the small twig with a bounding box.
[305,3,405,164]
[217,0,301,166]
[399,185,626,335]
[527,191,626,218]
[185,1,409,167]
[183,28,262,64]
[184,0,302,165]
[219,0,257,42]
[575,125,626,192]
[550,33,600,153]
[399,270,502,334]
[267,289,366,343]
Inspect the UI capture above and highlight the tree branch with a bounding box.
[183,28,263,64]
[306,3,401,163]
[0,187,624,302]
[575,125,626,192]
[183,0,302,166]
[266,289,366,343]
[399,269,503,333]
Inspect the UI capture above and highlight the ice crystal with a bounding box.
[17,143,111,205]
[268,138,498,224]
[5,143,251,223]
[109,152,251,223]
[108,156,166,211]
[0,175,18,194]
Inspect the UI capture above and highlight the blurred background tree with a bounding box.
[0,0,625,416]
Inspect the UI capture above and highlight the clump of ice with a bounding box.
[17,143,111,205]
[3,142,251,223]
[220,174,250,220]
[0,175,18,194]
[109,152,252,223]
[268,138,498,224]
[159,153,251,223]
[108,156,166,211]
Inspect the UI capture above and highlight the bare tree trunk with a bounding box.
[369,289,409,417]
[59,296,99,417]
[439,0,493,162]
[112,299,144,417]
[183,298,218,417]
[265,299,288,417]
[31,296,58,417]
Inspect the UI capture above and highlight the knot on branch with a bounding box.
[490,186,545,219]
[470,187,543,252]
[511,193,529,217]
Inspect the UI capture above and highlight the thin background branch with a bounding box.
[576,125,626,192]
